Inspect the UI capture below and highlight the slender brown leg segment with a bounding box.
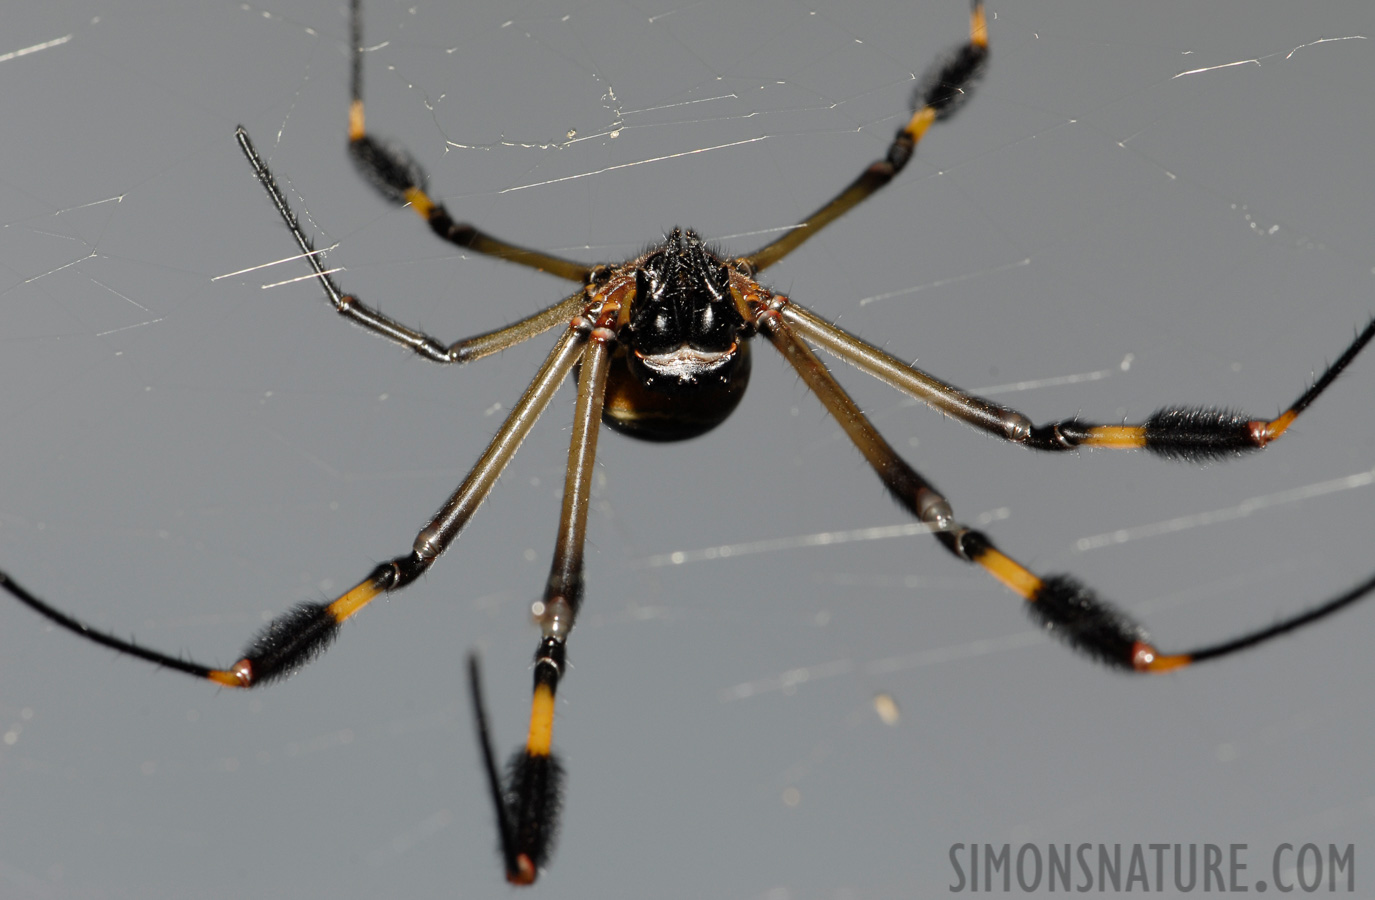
[780,302,1032,442]
[758,304,963,550]
[413,327,587,563]
[344,0,591,282]
[449,292,590,365]
[744,1,989,273]
[237,127,587,364]
[474,332,613,885]
[539,332,614,636]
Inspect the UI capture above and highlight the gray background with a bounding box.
[3,0,1374,897]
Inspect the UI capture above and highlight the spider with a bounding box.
[5,0,1375,886]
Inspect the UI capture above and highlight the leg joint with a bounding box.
[534,637,566,682]
[370,552,428,591]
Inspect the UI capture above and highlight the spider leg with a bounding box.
[345,0,591,283]
[1,325,588,688]
[743,1,988,273]
[472,331,613,885]
[467,653,522,884]
[237,126,587,364]
[756,296,1375,672]
[778,299,1375,462]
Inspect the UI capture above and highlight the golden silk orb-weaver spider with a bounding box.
[5,0,1375,885]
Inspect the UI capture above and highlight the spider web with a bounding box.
[2,1,1373,897]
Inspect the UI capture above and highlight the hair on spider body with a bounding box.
[623,230,746,384]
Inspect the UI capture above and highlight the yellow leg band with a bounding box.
[526,683,556,756]
[1083,425,1148,449]
[1261,409,1297,442]
[905,106,938,143]
[208,669,248,688]
[976,547,1043,601]
[403,186,434,217]
[348,99,365,141]
[328,578,382,623]
[971,3,989,49]
[1139,650,1191,673]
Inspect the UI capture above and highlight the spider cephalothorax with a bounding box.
[600,227,753,441]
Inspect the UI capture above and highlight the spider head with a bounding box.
[624,228,748,390]
[602,228,752,441]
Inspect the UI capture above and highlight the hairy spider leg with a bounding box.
[752,292,1375,674]
[779,303,1375,462]
[469,328,615,885]
[237,127,589,365]
[743,1,989,273]
[345,0,592,283]
[1,322,588,687]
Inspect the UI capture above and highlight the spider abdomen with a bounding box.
[601,340,751,442]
